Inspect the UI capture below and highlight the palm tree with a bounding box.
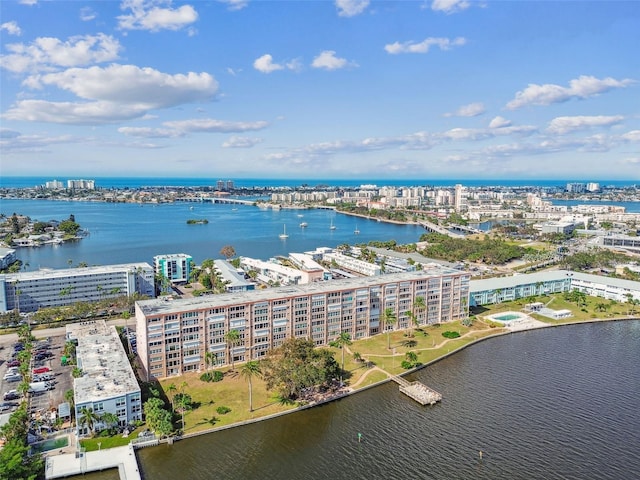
[330,332,352,385]
[405,351,419,365]
[239,360,262,412]
[382,307,397,350]
[166,383,177,410]
[225,329,241,370]
[101,412,119,432]
[78,407,101,436]
[205,351,216,371]
[413,295,426,327]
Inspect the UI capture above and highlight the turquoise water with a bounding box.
[494,314,521,321]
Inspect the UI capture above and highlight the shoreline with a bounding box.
[144,314,638,448]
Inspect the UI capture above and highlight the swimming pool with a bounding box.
[487,311,528,323]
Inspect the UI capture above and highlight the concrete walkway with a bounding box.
[45,443,141,480]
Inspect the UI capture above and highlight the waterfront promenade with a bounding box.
[45,443,141,480]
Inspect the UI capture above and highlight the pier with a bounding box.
[45,444,141,480]
[391,375,442,405]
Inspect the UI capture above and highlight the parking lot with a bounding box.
[1,333,74,422]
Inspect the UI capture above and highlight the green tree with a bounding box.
[78,407,101,436]
[240,360,262,412]
[329,332,352,385]
[382,307,397,350]
[261,338,339,400]
[101,412,119,432]
[225,329,242,370]
[166,383,177,410]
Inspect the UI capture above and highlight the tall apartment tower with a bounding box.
[454,184,463,212]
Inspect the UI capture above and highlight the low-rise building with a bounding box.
[213,260,255,292]
[470,270,640,306]
[67,320,142,436]
[0,247,16,270]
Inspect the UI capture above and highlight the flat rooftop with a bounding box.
[2,262,152,282]
[68,320,139,405]
[137,266,465,316]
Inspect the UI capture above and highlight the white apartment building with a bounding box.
[322,251,381,276]
[240,257,306,285]
[67,179,95,190]
[0,263,155,313]
[154,253,193,284]
[135,268,471,380]
[470,270,640,306]
[0,248,16,270]
[68,320,142,436]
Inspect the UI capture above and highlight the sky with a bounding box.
[0,0,639,181]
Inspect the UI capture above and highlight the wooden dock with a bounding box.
[391,376,442,405]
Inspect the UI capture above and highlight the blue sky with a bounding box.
[1,0,638,181]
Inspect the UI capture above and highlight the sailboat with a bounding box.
[354,223,360,235]
[279,224,289,239]
[330,218,336,230]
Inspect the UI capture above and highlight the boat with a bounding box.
[330,219,336,230]
[300,222,308,228]
[354,224,360,234]
[297,214,304,218]
[279,224,289,239]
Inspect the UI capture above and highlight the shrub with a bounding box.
[200,370,224,382]
[216,406,231,415]
[442,331,461,339]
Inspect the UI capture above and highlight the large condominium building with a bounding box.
[135,267,470,380]
[154,253,193,284]
[67,320,142,436]
[0,263,155,313]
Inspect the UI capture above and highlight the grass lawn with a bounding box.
[81,426,146,451]
[127,298,635,439]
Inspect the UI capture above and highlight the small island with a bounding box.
[1,213,84,250]
[187,218,209,224]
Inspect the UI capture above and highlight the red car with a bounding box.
[7,360,20,367]
[32,366,51,375]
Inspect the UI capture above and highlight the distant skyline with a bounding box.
[1,1,639,180]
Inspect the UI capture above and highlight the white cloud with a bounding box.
[222,136,263,148]
[4,64,218,125]
[117,126,184,138]
[117,0,198,32]
[311,50,355,71]
[2,99,151,124]
[621,130,640,142]
[384,37,466,54]
[19,0,38,5]
[163,118,268,133]
[24,64,217,107]
[506,75,635,109]
[0,21,22,36]
[80,7,97,21]
[218,0,249,11]
[253,54,284,73]
[547,115,625,134]
[445,102,485,117]
[431,0,470,14]
[0,33,121,73]
[489,116,511,128]
[335,0,370,17]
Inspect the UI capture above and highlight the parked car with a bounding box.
[4,374,22,383]
[3,390,21,401]
[7,360,21,368]
[32,366,51,375]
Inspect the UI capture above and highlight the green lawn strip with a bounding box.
[352,370,389,389]
[81,427,146,451]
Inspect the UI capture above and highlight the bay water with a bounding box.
[131,320,639,480]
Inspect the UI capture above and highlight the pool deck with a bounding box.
[45,443,141,480]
